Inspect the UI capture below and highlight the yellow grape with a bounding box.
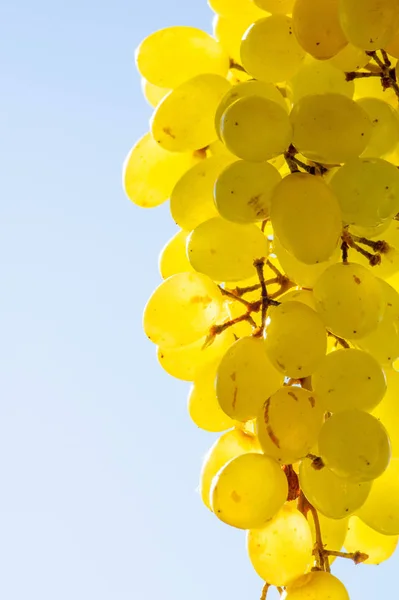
[356,280,399,367]
[344,516,399,565]
[207,138,236,160]
[247,506,313,586]
[214,160,282,223]
[141,78,169,108]
[292,0,347,59]
[299,457,372,519]
[279,288,317,310]
[290,94,372,164]
[158,230,194,279]
[313,263,384,339]
[256,386,324,464]
[329,158,399,228]
[307,512,349,563]
[187,217,268,281]
[312,349,387,413]
[135,26,229,88]
[328,43,369,72]
[220,95,292,162]
[216,336,284,421]
[354,75,398,109]
[373,369,399,458]
[170,155,234,231]
[358,98,399,158]
[199,428,261,510]
[272,236,339,288]
[253,0,295,14]
[212,14,260,64]
[356,459,399,535]
[143,272,224,347]
[151,74,231,152]
[216,80,288,137]
[208,0,265,18]
[289,58,354,102]
[241,16,306,82]
[123,133,197,208]
[285,572,350,600]
[386,26,399,58]
[270,173,342,264]
[264,301,327,378]
[339,0,399,51]
[157,328,234,382]
[210,453,288,529]
[318,409,391,482]
[188,363,236,432]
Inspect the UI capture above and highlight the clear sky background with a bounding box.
[0,0,395,598]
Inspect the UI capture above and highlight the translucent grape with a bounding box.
[135,26,229,88]
[123,133,197,208]
[151,74,231,152]
[264,301,327,378]
[356,459,399,535]
[216,336,284,421]
[289,59,354,103]
[247,506,313,586]
[210,453,288,529]
[299,457,372,519]
[216,81,288,140]
[344,516,399,565]
[187,217,268,281]
[158,230,194,279]
[386,27,399,58]
[278,288,316,311]
[339,0,399,51]
[188,363,236,432]
[253,0,295,14]
[312,349,386,413]
[329,158,399,228]
[318,409,391,482]
[373,369,399,458]
[285,572,350,600]
[270,173,342,264]
[290,94,372,164]
[313,262,384,339]
[328,43,369,72]
[256,386,324,464]
[141,78,169,108]
[212,14,259,64]
[354,75,398,109]
[358,98,399,158]
[292,0,347,60]
[220,96,292,162]
[143,272,224,347]
[209,0,265,17]
[170,155,234,230]
[200,428,261,510]
[241,16,306,83]
[214,160,282,223]
[158,328,234,381]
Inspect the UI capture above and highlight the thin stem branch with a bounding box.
[323,550,369,565]
[328,331,350,349]
[260,583,270,600]
[218,286,258,310]
[308,502,330,572]
[254,258,269,333]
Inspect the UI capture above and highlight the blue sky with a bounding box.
[0,0,395,598]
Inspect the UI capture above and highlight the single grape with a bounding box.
[356,459,399,535]
[256,386,324,464]
[299,457,372,519]
[290,94,372,164]
[158,230,194,279]
[328,43,369,72]
[216,337,284,421]
[187,217,268,281]
[247,506,313,586]
[151,74,231,152]
[339,0,399,51]
[311,348,387,413]
[278,288,316,310]
[373,369,399,458]
[344,516,399,565]
[270,172,342,264]
[292,0,347,59]
[285,572,350,600]
[253,0,295,14]
[135,26,229,88]
[318,409,391,482]
[141,78,169,108]
[209,0,265,17]
[289,58,354,102]
[214,160,282,223]
[200,428,261,510]
[210,453,288,529]
[220,95,292,162]
[358,98,399,158]
[123,133,197,208]
[188,363,236,432]
[212,14,260,64]
[143,272,224,347]
[264,301,327,378]
[313,262,384,339]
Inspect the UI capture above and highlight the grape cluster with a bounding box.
[125,1,399,598]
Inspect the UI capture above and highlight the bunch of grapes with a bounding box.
[124,0,399,598]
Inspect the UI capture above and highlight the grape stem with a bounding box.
[260,583,270,600]
[254,257,271,333]
[341,230,382,267]
[298,493,330,572]
[284,145,328,175]
[203,312,258,348]
[362,50,399,101]
[229,59,247,73]
[327,331,350,349]
[218,286,260,310]
[306,454,325,470]
[322,549,369,565]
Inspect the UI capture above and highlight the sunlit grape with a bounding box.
[339,0,399,51]
[292,0,347,60]
[356,459,399,535]
[344,516,399,565]
[285,572,350,600]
